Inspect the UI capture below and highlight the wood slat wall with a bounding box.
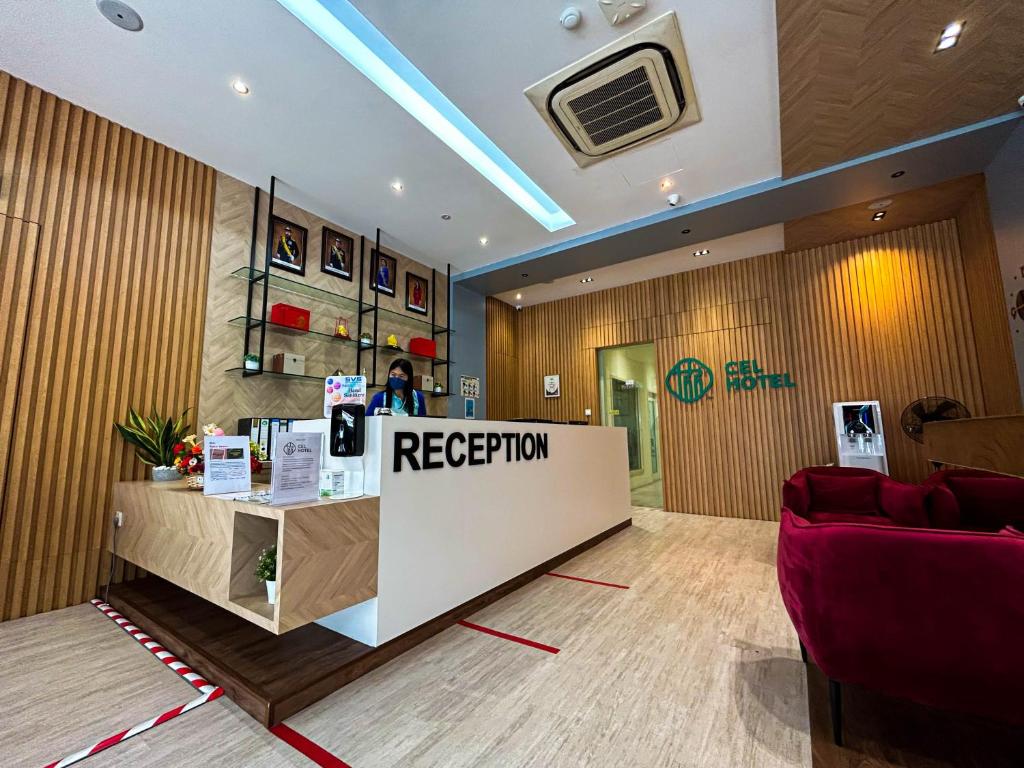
[487,220,1021,521]
[0,71,216,620]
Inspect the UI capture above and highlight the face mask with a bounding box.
[389,376,406,390]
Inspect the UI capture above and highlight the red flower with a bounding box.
[173,442,186,454]
[192,444,202,454]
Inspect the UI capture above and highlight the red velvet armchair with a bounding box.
[777,509,1024,745]
[782,466,930,528]
[923,469,1024,531]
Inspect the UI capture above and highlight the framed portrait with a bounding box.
[406,272,429,316]
[270,216,307,276]
[544,374,561,399]
[369,249,397,297]
[320,227,354,281]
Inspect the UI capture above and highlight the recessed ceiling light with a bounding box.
[580,277,594,283]
[872,211,887,221]
[692,248,710,257]
[275,0,573,232]
[390,180,404,193]
[521,273,529,278]
[681,228,691,234]
[515,292,522,300]
[479,236,488,246]
[231,79,250,95]
[935,20,964,52]
[440,214,451,220]
[891,170,906,178]
[868,199,893,210]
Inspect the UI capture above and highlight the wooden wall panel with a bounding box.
[777,0,1024,176]
[485,297,519,421]
[487,220,1021,521]
[955,181,1022,416]
[0,71,215,620]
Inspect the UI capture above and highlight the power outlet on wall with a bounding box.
[584,408,592,417]
[113,511,124,528]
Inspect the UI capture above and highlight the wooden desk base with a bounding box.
[106,518,631,727]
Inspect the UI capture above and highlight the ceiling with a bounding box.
[777,0,1024,177]
[0,0,780,273]
[494,225,784,307]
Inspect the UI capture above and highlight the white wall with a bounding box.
[986,123,1024,403]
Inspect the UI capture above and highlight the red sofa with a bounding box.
[924,469,1024,531]
[778,469,1024,745]
[783,466,930,528]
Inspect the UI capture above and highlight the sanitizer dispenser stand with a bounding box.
[832,400,889,475]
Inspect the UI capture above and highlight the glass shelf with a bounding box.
[228,369,451,397]
[375,346,452,365]
[230,267,452,335]
[227,316,362,347]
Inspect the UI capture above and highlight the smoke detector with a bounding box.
[525,12,699,167]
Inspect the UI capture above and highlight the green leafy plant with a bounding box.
[115,406,191,467]
[255,545,277,582]
[243,353,260,363]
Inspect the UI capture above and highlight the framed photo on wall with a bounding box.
[270,216,307,276]
[369,249,397,297]
[321,227,354,281]
[406,272,429,315]
[544,374,561,398]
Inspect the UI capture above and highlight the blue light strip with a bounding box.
[275,0,575,232]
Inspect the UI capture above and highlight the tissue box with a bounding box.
[271,353,305,375]
[409,337,437,358]
[270,303,310,331]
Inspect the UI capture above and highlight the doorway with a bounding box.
[597,343,664,508]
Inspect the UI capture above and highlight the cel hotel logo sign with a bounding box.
[665,357,796,404]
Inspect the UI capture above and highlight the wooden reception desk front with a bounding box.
[109,482,379,634]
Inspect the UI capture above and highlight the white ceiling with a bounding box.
[0,0,780,276]
[494,223,785,306]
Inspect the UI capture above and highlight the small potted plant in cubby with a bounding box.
[255,544,277,604]
[243,353,260,371]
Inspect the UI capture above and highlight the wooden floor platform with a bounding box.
[106,518,631,727]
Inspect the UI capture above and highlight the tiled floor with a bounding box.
[5,508,808,767]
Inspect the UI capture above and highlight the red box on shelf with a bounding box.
[270,303,310,332]
[409,337,437,358]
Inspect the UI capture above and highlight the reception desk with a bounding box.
[106,417,631,724]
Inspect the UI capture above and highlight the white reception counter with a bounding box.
[296,416,632,646]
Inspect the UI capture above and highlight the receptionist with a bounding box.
[368,358,427,416]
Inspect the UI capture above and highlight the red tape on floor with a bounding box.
[457,620,560,654]
[545,572,630,590]
[271,723,352,768]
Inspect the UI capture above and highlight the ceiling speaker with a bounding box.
[96,0,144,32]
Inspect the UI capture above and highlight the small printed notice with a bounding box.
[203,436,251,496]
[324,375,367,416]
[270,432,322,505]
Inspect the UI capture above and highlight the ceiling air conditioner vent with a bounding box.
[526,12,700,168]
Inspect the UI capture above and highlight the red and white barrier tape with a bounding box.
[89,599,215,694]
[38,600,225,767]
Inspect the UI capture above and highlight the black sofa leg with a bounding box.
[828,678,843,747]
[799,640,808,664]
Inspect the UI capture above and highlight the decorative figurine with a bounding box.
[334,316,351,340]
[385,333,402,350]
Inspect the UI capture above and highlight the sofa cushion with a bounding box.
[928,484,961,529]
[807,511,895,526]
[946,477,1024,531]
[879,482,930,527]
[807,474,879,513]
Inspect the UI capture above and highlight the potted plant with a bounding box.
[115,407,190,482]
[359,331,373,348]
[243,353,260,371]
[255,544,277,604]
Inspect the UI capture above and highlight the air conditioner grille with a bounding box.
[567,66,664,147]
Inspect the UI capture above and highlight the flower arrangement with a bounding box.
[173,422,267,475]
[255,544,277,582]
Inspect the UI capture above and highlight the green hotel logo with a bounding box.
[665,357,714,403]
[665,357,797,404]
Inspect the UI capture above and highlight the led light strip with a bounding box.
[275,0,574,232]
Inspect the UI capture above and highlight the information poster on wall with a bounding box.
[271,432,322,505]
[459,375,480,399]
[203,436,251,496]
